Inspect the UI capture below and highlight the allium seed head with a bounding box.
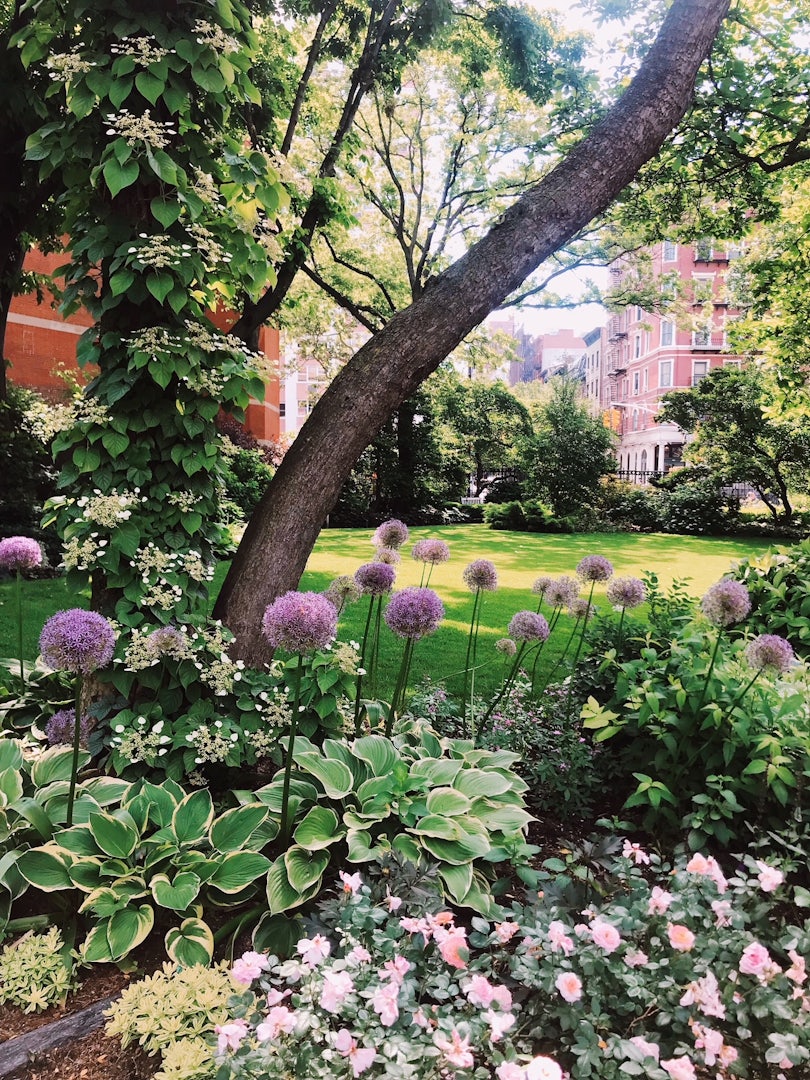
[700,579,751,628]
[532,576,553,597]
[576,555,614,582]
[606,576,646,609]
[45,708,92,748]
[355,562,396,596]
[495,637,517,656]
[375,547,401,565]
[462,559,498,592]
[508,610,550,642]
[569,598,596,620]
[0,536,43,572]
[39,609,116,675]
[323,575,362,610]
[384,587,444,639]
[411,538,450,565]
[261,591,338,654]
[745,633,794,674]
[372,519,409,550]
[545,576,580,608]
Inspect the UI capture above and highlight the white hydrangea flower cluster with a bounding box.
[105,109,177,149]
[109,35,171,65]
[62,535,106,571]
[46,52,96,79]
[134,543,213,584]
[22,398,75,443]
[191,168,222,205]
[186,223,231,269]
[166,490,200,513]
[76,488,140,527]
[186,720,240,763]
[110,716,172,763]
[192,19,240,54]
[126,234,188,269]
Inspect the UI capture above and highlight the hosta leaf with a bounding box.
[438,862,474,903]
[209,804,268,852]
[17,847,74,891]
[31,746,91,787]
[419,831,491,865]
[409,758,463,785]
[172,789,214,845]
[425,788,472,817]
[80,923,114,964]
[284,846,329,893]
[150,871,202,911]
[107,904,154,959]
[208,851,270,894]
[165,917,214,966]
[453,769,512,798]
[351,736,400,776]
[88,811,139,858]
[294,753,354,798]
[293,806,343,851]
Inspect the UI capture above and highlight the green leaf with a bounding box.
[0,768,24,805]
[135,69,164,104]
[146,271,174,304]
[284,847,329,893]
[425,788,472,817]
[80,924,114,964]
[294,753,354,798]
[351,736,400,776]
[419,831,491,865]
[165,918,214,966]
[102,157,140,197]
[209,805,268,852]
[208,851,271,894]
[252,913,302,957]
[266,855,303,915]
[409,758,463,785]
[454,769,512,798]
[0,742,23,771]
[17,847,75,891]
[293,806,342,851]
[101,429,130,457]
[438,862,474,902]
[31,747,91,787]
[107,904,154,959]
[150,871,202,911]
[172,789,214,845]
[150,196,182,229]
[88,811,139,858]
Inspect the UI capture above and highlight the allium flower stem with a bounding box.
[279,654,304,845]
[354,596,376,736]
[696,630,725,712]
[563,581,597,719]
[14,570,25,691]
[722,667,765,720]
[66,677,84,827]
[480,642,528,735]
[371,596,383,696]
[387,637,415,736]
[461,590,482,739]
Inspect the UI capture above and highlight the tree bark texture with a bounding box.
[215,0,732,662]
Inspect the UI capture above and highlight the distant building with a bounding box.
[508,328,586,384]
[595,240,743,480]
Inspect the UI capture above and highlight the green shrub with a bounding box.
[483,500,526,530]
[732,540,810,656]
[219,445,274,519]
[105,961,235,1080]
[0,926,77,1012]
[602,481,662,531]
[0,384,58,562]
[657,476,739,535]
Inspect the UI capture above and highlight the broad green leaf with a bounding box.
[438,862,474,903]
[172,789,214,845]
[351,736,400,776]
[410,814,464,840]
[103,157,139,197]
[294,753,354,798]
[146,271,174,304]
[453,769,511,798]
[88,811,139,858]
[80,923,114,964]
[165,918,214,966]
[8,796,52,840]
[284,846,329,893]
[101,429,130,457]
[0,742,23,771]
[252,912,302,957]
[293,806,342,851]
[56,826,100,856]
[130,781,177,828]
[150,871,202,911]
[150,196,181,229]
[419,832,491,865]
[391,834,421,862]
[470,804,533,832]
[0,769,24,805]
[107,904,155,959]
[345,829,388,863]
[17,847,74,891]
[208,851,270,894]
[409,758,463,785]
[209,804,268,852]
[425,787,472,817]
[266,855,303,915]
[31,746,91,787]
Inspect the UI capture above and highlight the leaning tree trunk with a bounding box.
[215,0,731,662]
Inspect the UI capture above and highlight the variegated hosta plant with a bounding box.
[16,779,272,965]
[248,719,536,919]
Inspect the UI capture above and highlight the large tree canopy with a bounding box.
[215,0,732,661]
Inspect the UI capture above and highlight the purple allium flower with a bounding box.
[372,519,409,550]
[532,575,553,597]
[375,547,401,565]
[146,624,191,660]
[569,598,597,620]
[462,559,498,592]
[323,575,362,610]
[384,587,444,640]
[495,637,517,656]
[411,538,450,565]
[508,610,550,643]
[700,579,751,628]
[262,591,338,653]
[355,561,396,596]
[745,634,794,674]
[45,708,92,748]
[545,576,580,607]
[576,555,614,582]
[606,576,646,609]
[0,536,43,572]
[39,609,116,675]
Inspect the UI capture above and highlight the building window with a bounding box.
[632,371,640,395]
[632,409,639,431]
[660,320,674,347]
[659,359,673,388]
[640,449,648,473]
[692,359,709,385]
[692,328,712,348]
[663,241,678,262]
[643,367,649,392]
[634,334,642,359]
[694,237,713,262]
[279,402,286,417]
[692,274,715,303]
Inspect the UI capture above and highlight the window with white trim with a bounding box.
[659,359,673,388]
[663,241,678,261]
[660,320,674,347]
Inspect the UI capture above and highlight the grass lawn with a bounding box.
[1,525,777,704]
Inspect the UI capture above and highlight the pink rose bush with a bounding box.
[215,850,810,1080]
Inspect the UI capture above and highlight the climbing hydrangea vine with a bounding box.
[13,0,286,628]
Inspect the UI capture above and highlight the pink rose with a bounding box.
[591,919,621,953]
[555,971,583,1003]
[496,1064,525,1080]
[435,925,469,969]
[739,941,771,977]
[648,886,673,915]
[661,1056,696,1080]
[755,860,785,893]
[434,1028,474,1069]
[215,1018,249,1052]
[495,920,521,943]
[629,1035,659,1061]
[667,923,696,952]
[339,870,363,894]
[525,1057,563,1080]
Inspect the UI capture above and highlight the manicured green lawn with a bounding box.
[1,525,777,704]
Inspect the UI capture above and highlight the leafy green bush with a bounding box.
[219,445,274,519]
[732,541,810,656]
[582,623,809,847]
[483,500,526,530]
[105,961,235,1080]
[0,384,58,562]
[657,476,739,535]
[602,481,662,531]
[0,926,77,1012]
[483,499,575,533]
